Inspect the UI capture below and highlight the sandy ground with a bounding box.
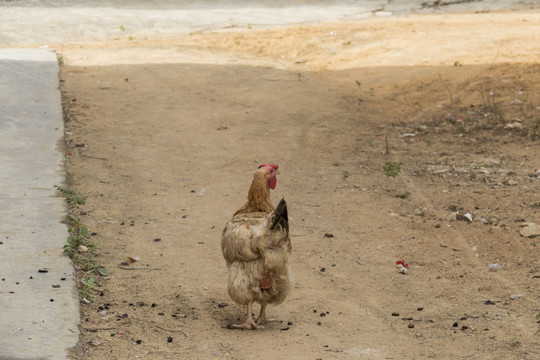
[58,11,540,360]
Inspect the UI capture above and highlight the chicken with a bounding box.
[221,163,292,329]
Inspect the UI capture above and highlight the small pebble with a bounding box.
[135,340,142,345]
[453,322,458,328]
[218,302,229,308]
[167,336,173,343]
[391,312,400,317]
[408,324,414,328]
[320,267,326,272]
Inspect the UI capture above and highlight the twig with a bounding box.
[83,327,116,332]
[376,244,402,253]
[79,154,108,161]
[385,136,389,155]
[118,265,162,271]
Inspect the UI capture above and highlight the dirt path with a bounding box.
[59,11,540,360]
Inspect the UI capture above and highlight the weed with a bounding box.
[509,337,521,348]
[80,276,100,302]
[120,25,126,32]
[458,125,466,134]
[56,54,64,66]
[54,185,85,216]
[342,170,351,181]
[55,185,107,301]
[383,161,403,179]
[395,191,411,199]
[454,60,463,67]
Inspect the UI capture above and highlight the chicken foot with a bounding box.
[229,301,259,330]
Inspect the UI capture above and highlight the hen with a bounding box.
[221,163,292,329]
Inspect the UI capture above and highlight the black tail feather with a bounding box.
[270,198,288,231]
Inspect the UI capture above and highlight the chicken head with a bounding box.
[258,163,279,190]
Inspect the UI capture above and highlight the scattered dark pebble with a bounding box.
[460,316,467,321]
[111,333,115,337]
[120,262,130,266]
[60,278,66,281]
[408,324,414,328]
[50,299,54,302]
[16,282,19,285]
[190,190,196,193]
[137,302,145,307]
[417,307,424,311]
[453,322,459,328]
[153,238,161,242]
[324,233,334,238]
[151,303,157,307]
[91,232,97,236]
[313,309,317,313]
[317,322,321,326]
[280,327,289,331]
[167,336,173,343]
[99,306,104,311]
[320,267,326,272]
[100,291,104,296]
[30,276,33,279]
[323,345,329,348]
[119,313,128,319]
[52,284,61,288]
[461,325,468,331]
[120,222,125,225]
[320,313,326,317]
[38,269,49,273]
[135,340,142,345]
[402,317,413,321]
[158,312,165,316]
[0,241,3,245]
[392,312,400,317]
[484,300,496,305]
[172,314,178,318]
[287,321,293,326]
[218,302,229,308]
[75,143,85,147]
[129,303,135,307]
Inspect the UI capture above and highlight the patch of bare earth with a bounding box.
[59,11,539,360]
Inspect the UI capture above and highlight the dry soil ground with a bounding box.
[58,11,540,360]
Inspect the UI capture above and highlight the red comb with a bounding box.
[258,163,279,170]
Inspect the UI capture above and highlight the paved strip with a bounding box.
[0,48,80,360]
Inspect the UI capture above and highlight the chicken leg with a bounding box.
[256,303,267,325]
[230,301,258,330]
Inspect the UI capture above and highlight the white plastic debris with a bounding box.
[488,263,502,272]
